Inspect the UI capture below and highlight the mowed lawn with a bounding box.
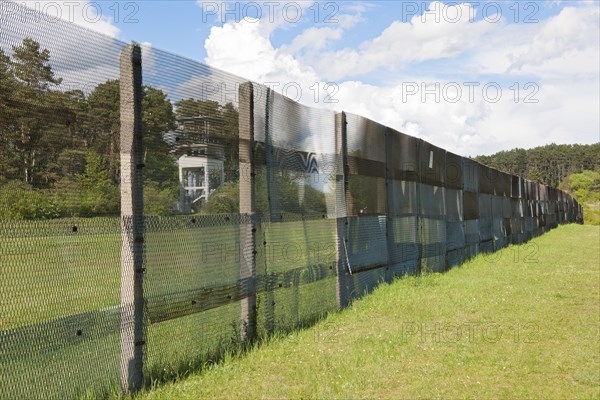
[134,224,600,399]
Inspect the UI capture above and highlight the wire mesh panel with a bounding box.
[524,180,534,240]
[479,162,495,195]
[478,164,494,253]
[548,188,555,226]
[490,169,505,251]
[557,190,564,224]
[343,113,389,299]
[0,5,126,398]
[532,181,540,235]
[419,141,446,272]
[511,176,524,244]
[532,182,541,237]
[555,189,562,227]
[446,152,464,268]
[538,184,548,234]
[143,216,247,380]
[138,48,250,381]
[478,195,493,254]
[510,198,522,244]
[562,191,567,223]
[387,129,420,276]
[492,170,511,250]
[463,159,479,259]
[503,195,512,239]
[490,196,507,250]
[492,194,503,250]
[253,86,338,336]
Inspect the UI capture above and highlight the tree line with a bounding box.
[473,143,600,188]
[0,38,240,219]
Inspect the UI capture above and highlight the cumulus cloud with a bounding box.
[204,18,324,105]
[510,6,599,79]
[281,26,345,55]
[200,1,599,156]
[313,2,491,80]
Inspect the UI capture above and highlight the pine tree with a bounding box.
[9,38,63,185]
[0,49,19,183]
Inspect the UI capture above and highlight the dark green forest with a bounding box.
[0,38,240,219]
[473,143,600,188]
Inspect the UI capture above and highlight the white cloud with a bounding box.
[280,11,363,67]
[510,7,599,78]
[200,1,599,156]
[340,2,376,15]
[479,79,599,150]
[18,0,120,37]
[313,2,491,80]
[281,26,345,55]
[470,5,599,80]
[204,18,323,104]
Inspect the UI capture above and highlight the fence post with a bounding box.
[119,43,144,393]
[384,128,395,278]
[335,112,350,308]
[261,88,276,336]
[239,82,257,342]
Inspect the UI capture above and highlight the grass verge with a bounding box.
[133,224,600,399]
[584,201,600,225]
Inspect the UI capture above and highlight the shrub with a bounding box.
[202,182,239,214]
[0,180,59,220]
[144,182,178,216]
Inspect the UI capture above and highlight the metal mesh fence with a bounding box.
[253,85,338,337]
[342,113,389,299]
[1,4,125,398]
[387,129,420,276]
[0,5,585,398]
[446,152,464,268]
[136,46,251,383]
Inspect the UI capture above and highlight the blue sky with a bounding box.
[111,1,569,63]
[13,0,600,156]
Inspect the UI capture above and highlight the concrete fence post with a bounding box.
[335,112,350,308]
[119,43,145,393]
[239,82,257,342]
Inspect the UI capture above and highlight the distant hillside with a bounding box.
[473,143,600,188]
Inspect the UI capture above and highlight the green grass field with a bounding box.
[132,224,600,399]
[583,201,600,225]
